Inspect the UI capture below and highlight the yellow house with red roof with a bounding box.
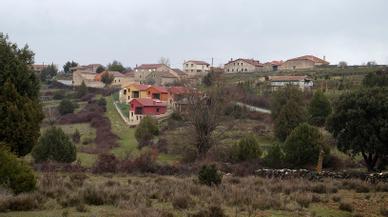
[119,83,150,103]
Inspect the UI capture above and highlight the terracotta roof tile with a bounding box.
[287,55,329,64]
[132,98,166,107]
[185,60,209,65]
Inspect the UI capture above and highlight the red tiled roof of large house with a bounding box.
[227,58,264,67]
[287,55,329,65]
[134,83,151,90]
[150,86,168,93]
[132,98,167,107]
[268,75,310,82]
[135,64,165,70]
[185,60,210,65]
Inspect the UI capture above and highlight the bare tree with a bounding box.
[159,57,170,67]
[185,87,226,158]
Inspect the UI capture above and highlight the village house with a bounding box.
[146,86,169,101]
[145,70,179,86]
[70,64,102,73]
[183,60,210,77]
[95,71,135,87]
[128,98,167,125]
[72,70,104,88]
[134,64,176,81]
[267,75,313,90]
[263,61,283,72]
[280,55,329,70]
[168,86,191,111]
[119,83,150,103]
[30,64,49,73]
[224,58,264,73]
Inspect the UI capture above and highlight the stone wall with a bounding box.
[255,169,388,183]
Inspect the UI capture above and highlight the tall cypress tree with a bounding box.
[0,34,43,156]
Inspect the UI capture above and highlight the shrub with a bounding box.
[283,123,323,167]
[0,147,36,194]
[72,129,81,143]
[135,117,159,148]
[58,99,76,115]
[93,153,119,173]
[381,206,388,217]
[97,98,107,108]
[53,90,66,100]
[32,127,76,163]
[82,185,106,205]
[263,144,284,168]
[308,90,331,127]
[339,201,353,212]
[235,134,261,161]
[172,195,190,209]
[198,164,222,186]
[7,193,40,211]
[190,205,227,217]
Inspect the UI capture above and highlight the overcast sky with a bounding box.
[1,0,387,68]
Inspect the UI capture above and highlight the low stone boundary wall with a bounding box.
[255,169,388,182]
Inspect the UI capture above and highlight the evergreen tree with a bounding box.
[0,34,43,156]
[270,85,304,120]
[40,63,58,81]
[283,123,323,168]
[308,90,332,127]
[63,61,78,74]
[135,117,159,148]
[32,127,76,163]
[77,81,88,98]
[107,60,125,72]
[274,100,306,141]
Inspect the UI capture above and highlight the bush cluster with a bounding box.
[0,147,36,194]
[198,164,222,186]
[32,127,76,163]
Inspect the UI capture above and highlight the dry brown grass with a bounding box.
[0,173,387,216]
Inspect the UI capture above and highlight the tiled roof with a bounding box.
[132,98,166,107]
[265,61,283,66]
[287,55,329,64]
[268,76,310,82]
[157,71,178,78]
[172,68,186,76]
[185,60,209,65]
[149,86,168,93]
[135,64,164,70]
[227,58,264,67]
[109,71,125,77]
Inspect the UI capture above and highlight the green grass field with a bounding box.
[106,96,138,159]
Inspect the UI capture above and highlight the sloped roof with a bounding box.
[131,98,167,107]
[157,70,178,78]
[226,58,264,67]
[172,68,187,76]
[148,86,168,93]
[287,55,329,65]
[268,75,310,82]
[265,61,283,66]
[135,64,165,70]
[125,83,150,90]
[185,60,210,65]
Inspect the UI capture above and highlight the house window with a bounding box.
[241,63,243,66]
[186,64,188,67]
[136,116,138,120]
[123,89,127,95]
[156,108,160,113]
[135,107,143,114]
[245,68,248,72]
[191,64,193,67]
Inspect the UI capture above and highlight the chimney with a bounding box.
[230,58,233,61]
[323,56,326,61]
